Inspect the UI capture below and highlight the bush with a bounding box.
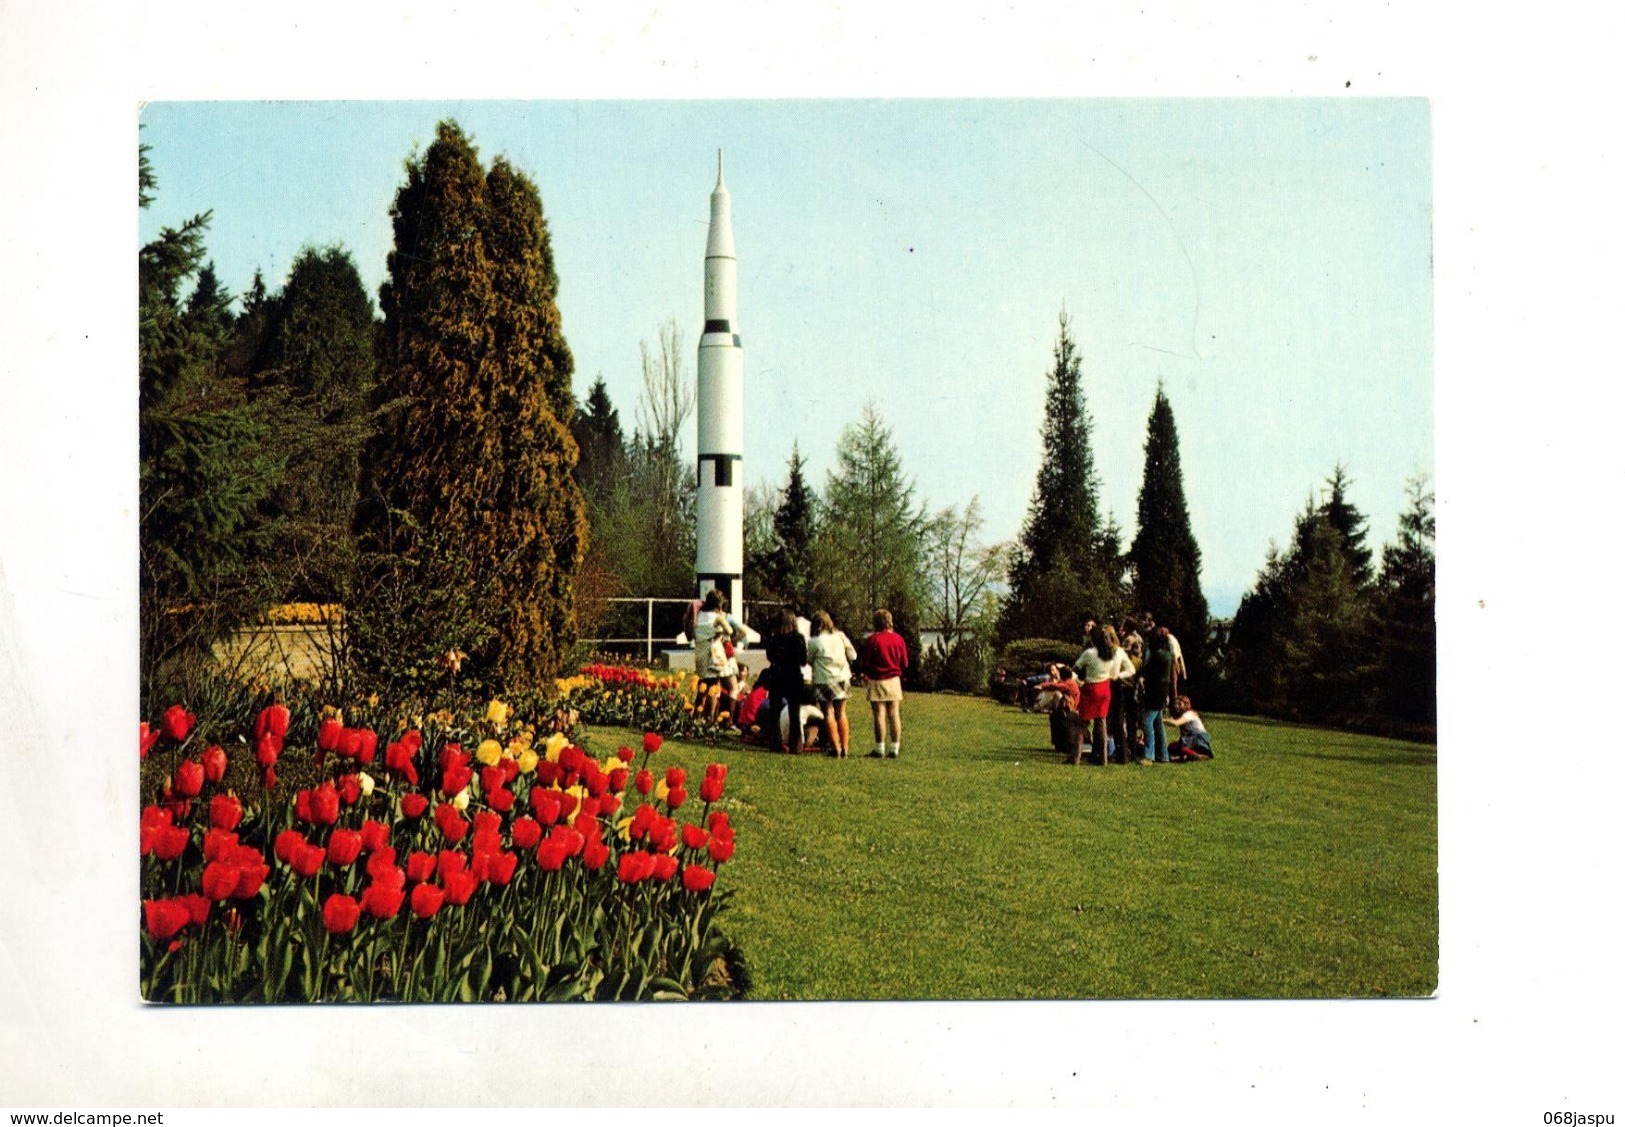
[996,637,1081,676]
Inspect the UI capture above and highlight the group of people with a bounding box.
[1032,614,1214,766]
[690,590,910,759]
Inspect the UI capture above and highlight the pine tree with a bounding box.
[571,376,628,508]
[1376,475,1436,728]
[353,120,585,692]
[1129,385,1210,680]
[1224,471,1380,724]
[1000,308,1118,643]
[818,403,928,642]
[1320,463,1374,588]
[139,161,284,694]
[253,246,379,601]
[764,442,817,609]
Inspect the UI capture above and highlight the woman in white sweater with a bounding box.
[808,610,859,758]
[1073,622,1137,765]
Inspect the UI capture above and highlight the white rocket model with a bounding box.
[695,151,744,614]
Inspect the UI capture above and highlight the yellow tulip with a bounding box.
[452,788,470,811]
[655,779,670,802]
[358,772,375,797]
[517,748,539,774]
[486,699,510,730]
[544,732,568,763]
[476,739,503,767]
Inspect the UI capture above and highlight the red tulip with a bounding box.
[254,733,281,768]
[500,757,520,785]
[161,705,194,743]
[599,793,622,817]
[178,892,211,926]
[664,766,686,790]
[354,729,377,765]
[488,786,515,814]
[294,789,313,823]
[535,838,568,872]
[707,810,731,833]
[534,761,561,787]
[310,782,340,825]
[232,860,268,898]
[434,803,469,844]
[143,899,189,940]
[708,834,736,864]
[291,842,326,878]
[615,745,636,764]
[385,740,419,785]
[202,829,239,863]
[634,769,653,795]
[651,853,678,882]
[254,703,290,741]
[667,787,688,810]
[442,762,473,798]
[209,794,242,831]
[410,882,445,919]
[139,722,160,759]
[582,839,610,871]
[361,882,405,919]
[274,829,305,863]
[436,850,467,879]
[472,810,501,837]
[201,744,228,783]
[642,731,662,755]
[405,851,436,883]
[323,893,360,934]
[530,789,562,826]
[682,823,708,850]
[617,851,655,883]
[174,760,204,798]
[471,827,502,859]
[510,817,541,849]
[443,868,478,905]
[488,850,517,885]
[682,864,717,892]
[585,769,608,799]
[607,767,629,793]
[262,765,278,790]
[200,861,240,900]
[400,793,428,818]
[152,823,189,861]
[326,829,362,867]
[366,848,400,882]
[557,792,579,822]
[359,819,389,853]
[700,776,725,803]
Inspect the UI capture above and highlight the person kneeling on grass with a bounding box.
[1163,695,1214,760]
[778,702,826,753]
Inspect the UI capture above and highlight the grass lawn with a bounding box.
[588,692,1437,1000]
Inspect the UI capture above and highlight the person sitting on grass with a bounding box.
[1163,695,1214,760]
[779,701,827,753]
[1033,664,1082,763]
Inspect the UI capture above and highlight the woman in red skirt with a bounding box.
[1075,622,1135,765]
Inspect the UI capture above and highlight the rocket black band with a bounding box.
[704,319,731,333]
[698,453,742,487]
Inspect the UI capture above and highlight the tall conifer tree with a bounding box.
[1129,385,1209,679]
[764,443,817,609]
[999,308,1117,643]
[354,120,585,691]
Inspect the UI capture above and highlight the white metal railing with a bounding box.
[580,596,781,663]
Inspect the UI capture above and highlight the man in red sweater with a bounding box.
[859,608,910,758]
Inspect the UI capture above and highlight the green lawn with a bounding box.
[589,692,1437,999]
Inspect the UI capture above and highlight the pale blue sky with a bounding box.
[138,99,1432,614]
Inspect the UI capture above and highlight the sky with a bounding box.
[138,98,1432,617]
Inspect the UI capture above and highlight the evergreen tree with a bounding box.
[1320,463,1375,588]
[1224,470,1380,724]
[1376,475,1436,728]
[1129,385,1210,680]
[353,120,585,692]
[1000,308,1119,643]
[253,246,379,600]
[571,376,628,508]
[818,403,928,644]
[763,442,817,609]
[139,164,283,693]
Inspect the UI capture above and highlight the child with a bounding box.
[1163,695,1214,760]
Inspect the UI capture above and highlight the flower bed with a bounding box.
[559,661,735,741]
[139,697,743,1002]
